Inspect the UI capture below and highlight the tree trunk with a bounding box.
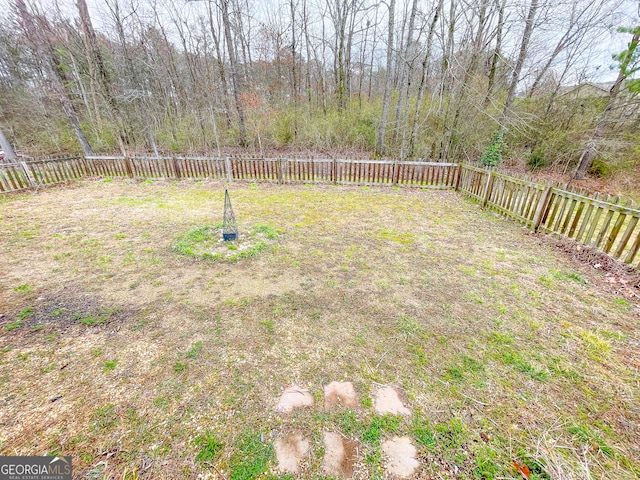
[408,0,442,159]
[501,0,539,122]
[221,0,247,146]
[16,0,93,156]
[484,0,506,106]
[394,0,418,146]
[77,0,127,155]
[290,0,298,138]
[0,127,18,162]
[376,0,395,156]
[206,1,233,128]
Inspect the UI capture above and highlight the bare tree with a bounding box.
[221,0,247,145]
[77,0,128,155]
[501,0,540,123]
[575,26,639,179]
[15,0,93,156]
[376,0,395,155]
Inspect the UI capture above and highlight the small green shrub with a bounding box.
[480,130,505,168]
[587,158,611,178]
[528,148,549,170]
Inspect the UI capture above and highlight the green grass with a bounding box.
[73,308,115,326]
[229,432,274,480]
[173,222,276,261]
[173,362,187,373]
[568,424,613,457]
[251,224,279,239]
[194,431,224,463]
[12,283,32,293]
[361,414,402,445]
[4,308,35,331]
[411,413,436,449]
[186,341,203,360]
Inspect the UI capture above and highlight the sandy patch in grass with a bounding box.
[381,436,420,478]
[321,431,360,478]
[324,381,358,409]
[276,386,315,413]
[374,386,411,415]
[274,432,310,474]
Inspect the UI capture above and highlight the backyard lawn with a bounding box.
[0,179,638,479]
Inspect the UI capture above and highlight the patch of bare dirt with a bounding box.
[321,431,360,478]
[274,432,310,474]
[276,386,315,413]
[324,381,358,409]
[382,436,420,478]
[374,386,411,416]
[0,285,138,342]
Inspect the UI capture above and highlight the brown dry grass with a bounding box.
[0,179,638,479]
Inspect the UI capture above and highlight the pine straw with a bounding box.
[534,232,640,300]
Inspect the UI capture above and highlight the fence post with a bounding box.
[172,156,181,179]
[20,161,37,189]
[481,168,494,207]
[277,158,284,184]
[124,156,134,178]
[532,186,553,232]
[332,158,337,185]
[454,163,463,191]
[225,156,233,183]
[392,159,399,186]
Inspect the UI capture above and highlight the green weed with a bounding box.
[435,417,467,450]
[252,224,279,239]
[93,404,118,431]
[186,341,203,360]
[194,430,224,463]
[5,320,23,332]
[499,348,548,381]
[13,284,32,293]
[361,414,402,445]
[612,298,630,309]
[411,413,436,449]
[568,424,613,457]
[103,360,117,372]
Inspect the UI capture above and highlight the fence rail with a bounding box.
[1,155,638,269]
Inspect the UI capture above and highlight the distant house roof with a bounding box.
[559,81,617,98]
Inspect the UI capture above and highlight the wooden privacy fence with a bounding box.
[1,155,639,270]
[458,165,640,269]
[80,155,460,188]
[0,157,85,192]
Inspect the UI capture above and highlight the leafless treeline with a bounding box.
[0,0,637,167]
